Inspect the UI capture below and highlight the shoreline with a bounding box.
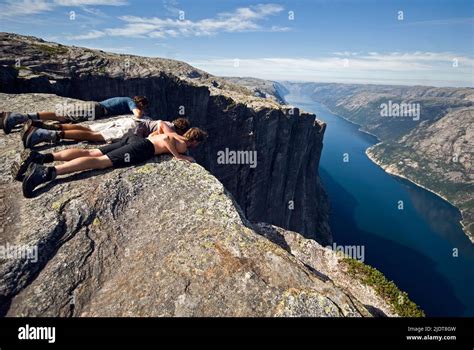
[316,104,382,142]
[365,145,472,243]
[285,97,382,141]
[303,98,472,243]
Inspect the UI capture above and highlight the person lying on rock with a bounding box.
[20,116,191,149]
[0,96,149,135]
[15,127,208,198]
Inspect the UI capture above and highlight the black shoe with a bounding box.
[21,121,58,149]
[0,112,7,130]
[22,163,50,198]
[3,112,28,134]
[11,149,46,181]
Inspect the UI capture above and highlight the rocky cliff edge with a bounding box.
[0,32,331,244]
[0,94,422,317]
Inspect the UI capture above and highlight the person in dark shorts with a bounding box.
[1,96,148,135]
[97,135,156,168]
[15,128,208,198]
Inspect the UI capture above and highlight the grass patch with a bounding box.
[12,65,29,71]
[342,257,425,317]
[33,43,68,56]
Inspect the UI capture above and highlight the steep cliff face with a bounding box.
[0,94,417,317]
[0,32,330,243]
[281,81,474,241]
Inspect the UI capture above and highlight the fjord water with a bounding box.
[285,94,474,317]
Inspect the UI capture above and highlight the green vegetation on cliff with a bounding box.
[343,258,425,317]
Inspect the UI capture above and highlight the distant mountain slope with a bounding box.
[283,82,473,140]
[281,82,474,241]
[223,77,287,104]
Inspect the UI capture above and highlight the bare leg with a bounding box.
[53,148,103,162]
[55,155,112,176]
[60,124,92,131]
[61,130,105,142]
[38,112,68,123]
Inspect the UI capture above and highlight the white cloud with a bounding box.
[0,0,126,18]
[80,6,108,17]
[188,52,474,87]
[71,29,106,39]
[361,52,474,65]
[69,3,287,39]
[87,45,132,53]
[54,0,126,5]
[0,0,54,18]
[334,51,360,56]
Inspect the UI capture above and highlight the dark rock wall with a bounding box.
[0,51,330,244]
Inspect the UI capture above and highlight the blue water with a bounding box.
[286,94,474,317]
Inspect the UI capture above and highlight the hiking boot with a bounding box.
[11,149,46,181]
[30,120,62,131]
[2,112,29,134]
[20,119,33,141]
[22,163,52,198]
[0,112,7,130]
[20,120,61,140]
[22,121,59,148]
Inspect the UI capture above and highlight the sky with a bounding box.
[0,0,473,87]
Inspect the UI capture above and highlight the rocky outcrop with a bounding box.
[223,77,287,104]
[254,224,406,317]
[281,81,474,241]
[0,94,415,316]
[0,32,330,243]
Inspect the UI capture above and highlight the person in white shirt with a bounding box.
[19,117,190,149]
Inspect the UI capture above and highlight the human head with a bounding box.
[172,118,190,135]
[183,127,208,148]
[133,96,149,110]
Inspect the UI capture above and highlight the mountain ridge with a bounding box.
[278,81,474,241]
